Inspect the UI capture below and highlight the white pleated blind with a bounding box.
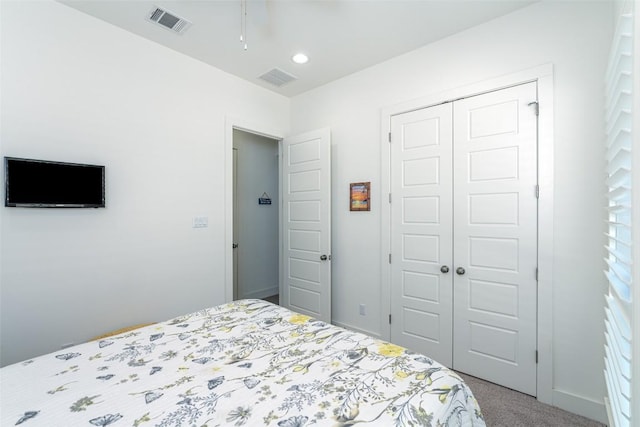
[604,10,634,427]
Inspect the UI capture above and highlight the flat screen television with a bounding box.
[4,157,105,208]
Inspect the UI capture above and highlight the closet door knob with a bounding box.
[440,266,449,273]
[456,267,466,275]
[320,255,328,261]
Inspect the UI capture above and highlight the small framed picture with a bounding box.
[350,182,370,211]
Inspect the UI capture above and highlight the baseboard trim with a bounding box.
[552,389,607,424]
[331,320,382,340]
[242,286,278,300]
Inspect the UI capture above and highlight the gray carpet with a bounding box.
[458,373,605,427]
[263,294,279,305]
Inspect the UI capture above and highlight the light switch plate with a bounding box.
[193,216,208,228]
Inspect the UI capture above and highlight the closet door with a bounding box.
[452,82,538,395]
[390,103,454,366]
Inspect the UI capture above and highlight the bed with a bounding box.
[0,299,485,426]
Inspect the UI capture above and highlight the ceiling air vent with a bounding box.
[259,68,298,87]
[147,7,192,34]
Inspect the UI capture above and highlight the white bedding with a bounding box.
[1,299,485,426]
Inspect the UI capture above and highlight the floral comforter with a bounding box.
[0,299,485,426]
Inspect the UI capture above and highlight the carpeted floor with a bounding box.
[458,373,605,427]
[263,294,279,305]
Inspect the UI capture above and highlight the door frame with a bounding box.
[233,147,239,300]
[225,117,285,303]
[380,64,554,404]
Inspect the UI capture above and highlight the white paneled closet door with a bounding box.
[390,103,454,366]
[389,82,538,395]
[452,82,538,396]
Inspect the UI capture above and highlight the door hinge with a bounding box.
[535,185,540,199]
[388,132,392,143]
[389,314,392,324]
[528,101,539,116]
[535,350,539,364]
[389,193,392,203]
[388,253,392,264]
[535,268,538,281]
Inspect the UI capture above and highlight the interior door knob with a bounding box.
[320,255,328,261]
[456,267,466,275]
[440,265,449,273]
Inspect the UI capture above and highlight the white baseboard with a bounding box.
[242,286,278,300]
[552,389,608,424]
[331,320,382,340]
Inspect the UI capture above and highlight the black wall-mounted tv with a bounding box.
[4,157,105,208]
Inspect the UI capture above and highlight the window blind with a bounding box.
[604,9,634,427]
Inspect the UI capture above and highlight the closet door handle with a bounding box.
[456,267,466,275]
[440,265,449,274]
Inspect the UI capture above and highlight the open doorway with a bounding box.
[232,129,280,304]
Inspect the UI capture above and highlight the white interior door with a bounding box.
[390,104,454,366]
[281,128,331,322]
[452,82,538,395]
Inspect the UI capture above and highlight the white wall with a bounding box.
[290,1,611,422]
[0,0,289,366]
[233,130,279,299]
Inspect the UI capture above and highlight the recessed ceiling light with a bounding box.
[292,53,309,64]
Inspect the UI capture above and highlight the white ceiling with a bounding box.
[60,0,535,97]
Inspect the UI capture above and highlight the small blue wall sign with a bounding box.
[258,192,272,205]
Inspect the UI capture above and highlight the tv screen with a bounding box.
[4,157,105,208]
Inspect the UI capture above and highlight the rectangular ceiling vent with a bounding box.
[147,7,192,34]
[259,68,298,87]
